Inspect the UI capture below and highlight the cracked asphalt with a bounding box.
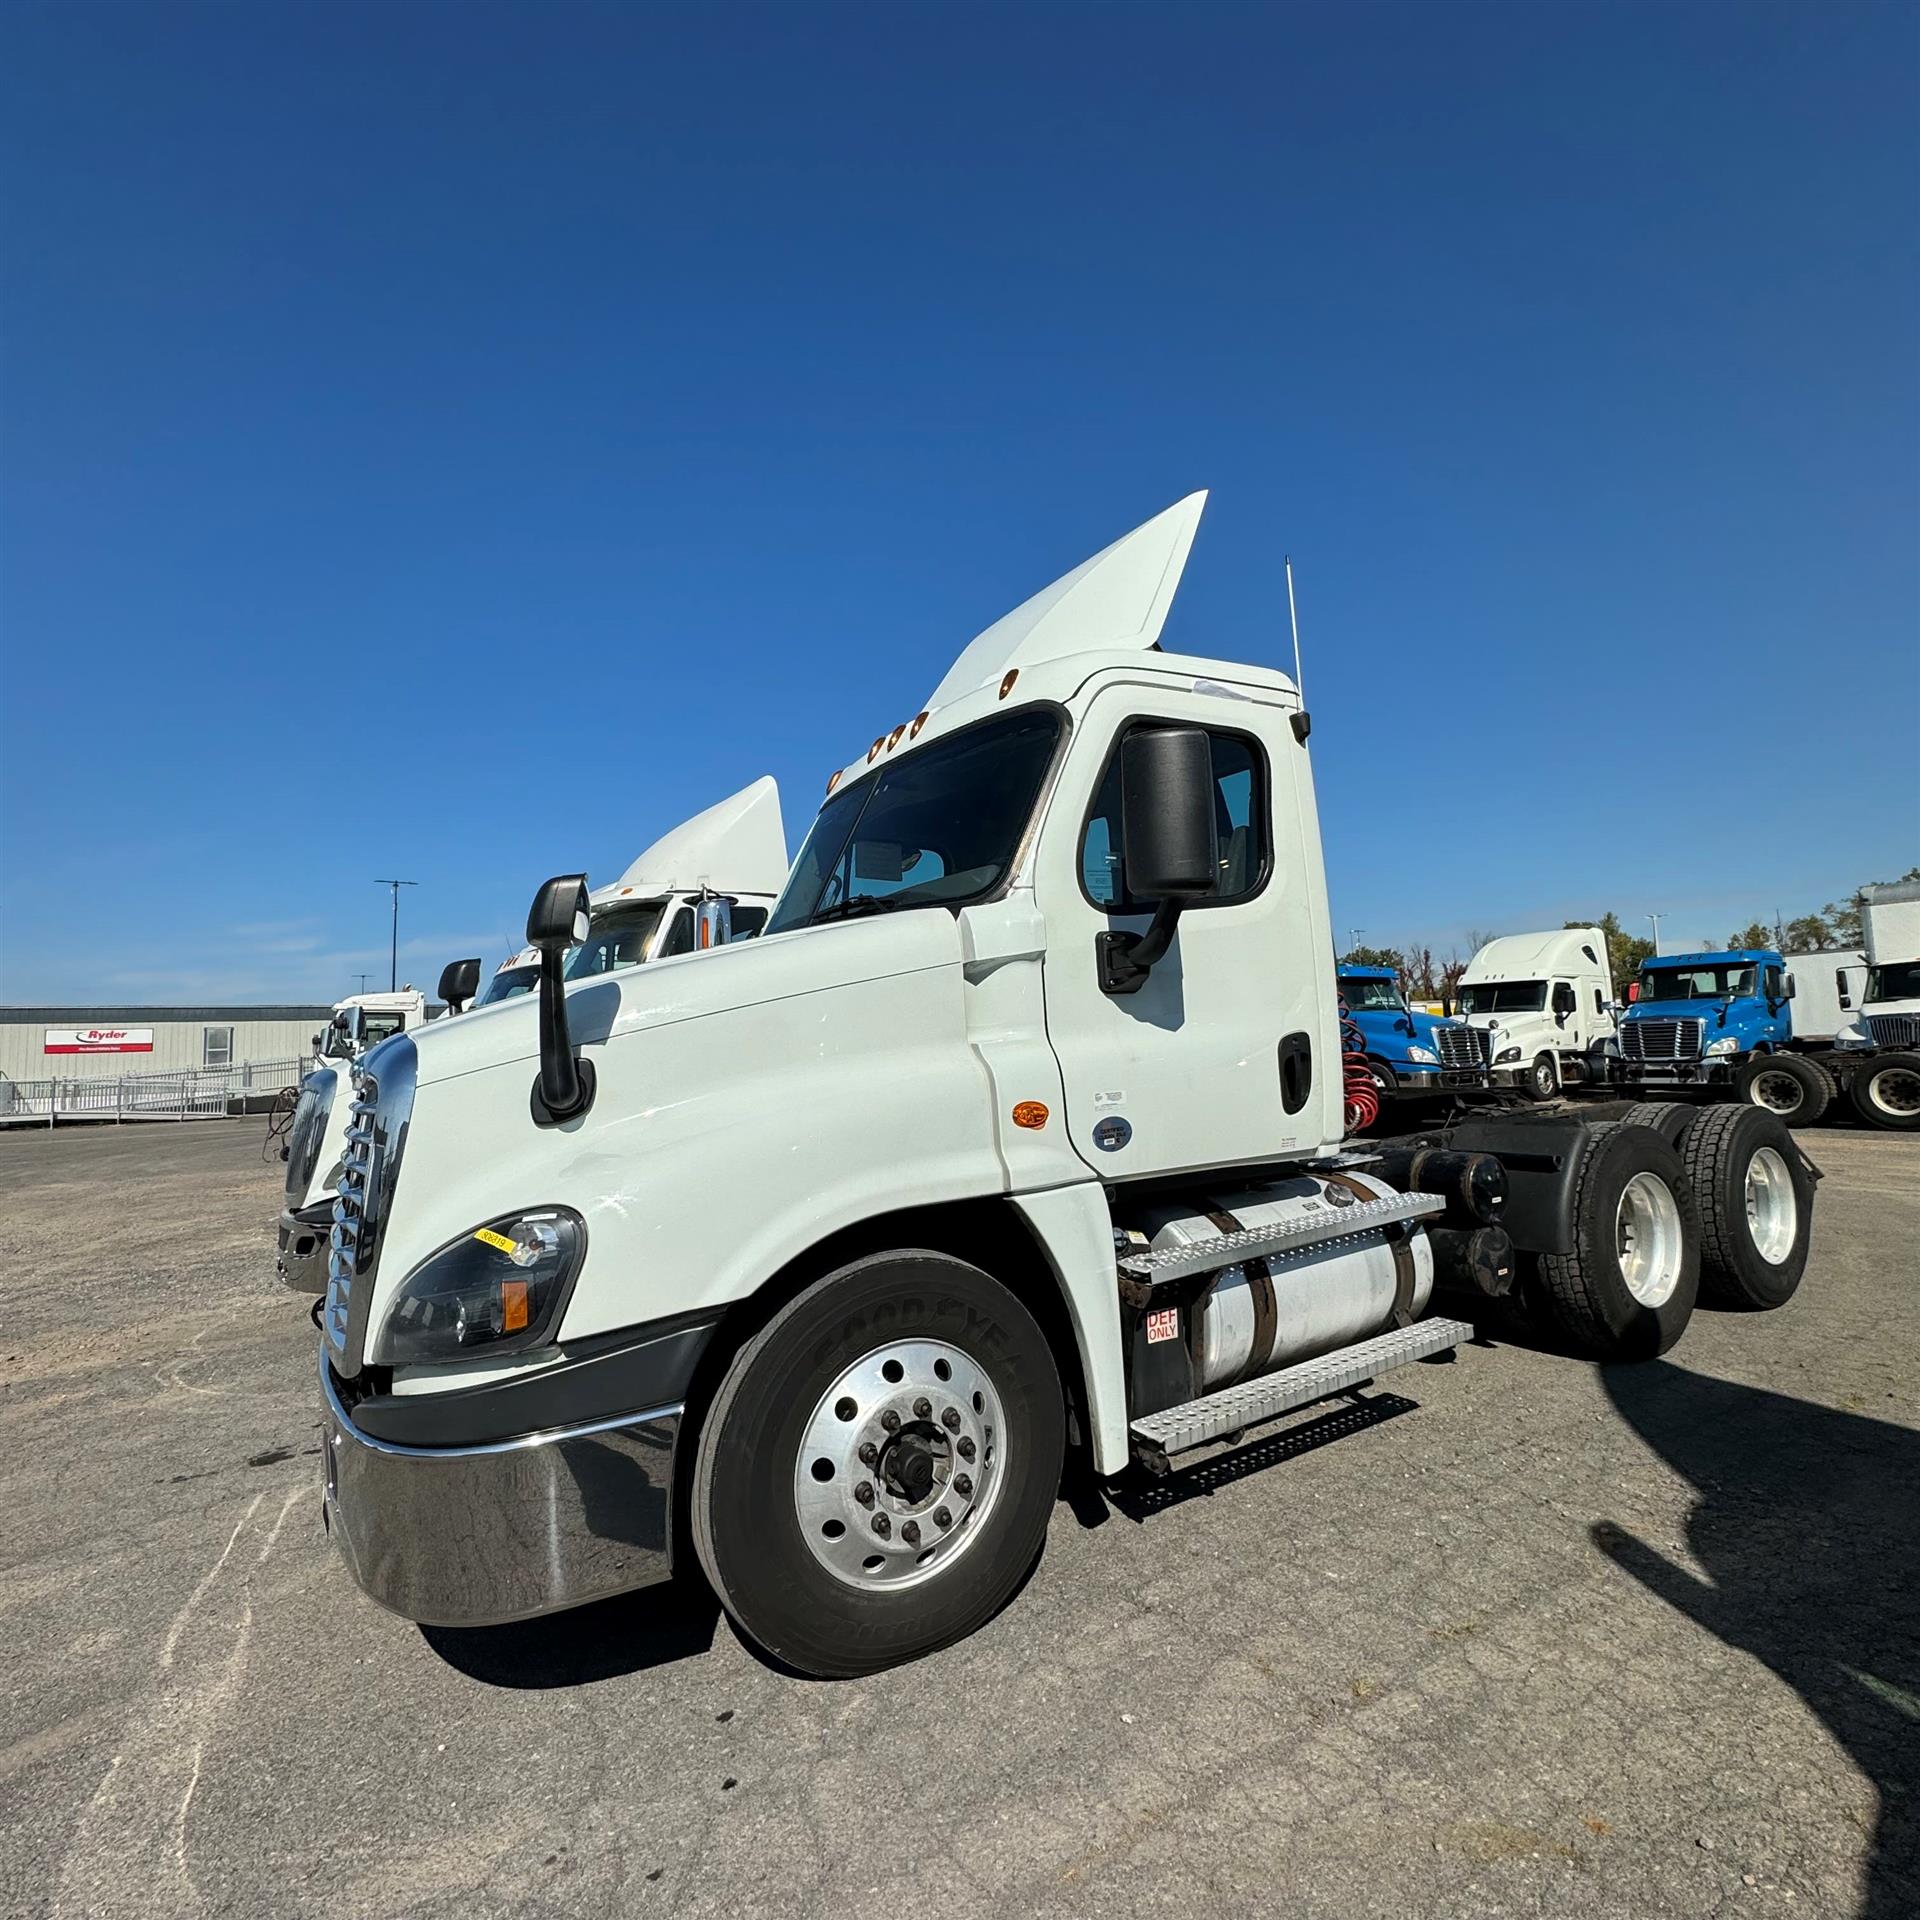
[1,1117,1914,1919]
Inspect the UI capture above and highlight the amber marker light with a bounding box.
[826,769,842,794]
[867,735,885,762]
[999,669,1019,700]
[1011,1101,1049,1129]
[909,710,929,738]
[886,722,907,750]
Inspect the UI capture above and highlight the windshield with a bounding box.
[1638,964,1755,1002]
[474,965,539,1007]
[1457,981,1546,1014]
[765,709,1062,936]
[1341,976,1405,1013]
[1865,961,1920,1003]
[565,901,667,980]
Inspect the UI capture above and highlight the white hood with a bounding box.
[923,492,1207,713]
[594,776,788,905]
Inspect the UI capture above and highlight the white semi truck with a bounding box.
[1454,929,1617,1098]
[1832,880,1920,1129]
[311,494,1818,1677]
[277,778,787,1290]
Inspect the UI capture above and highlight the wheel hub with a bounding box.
[794,1339,1005,1590]
[1753,1070,1802,1114]
[1743,1145,1797,1265]
[1870,1067,1920,1117]
[1615,1170,1683,1308]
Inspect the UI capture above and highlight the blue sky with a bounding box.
[3,2,1915,1003]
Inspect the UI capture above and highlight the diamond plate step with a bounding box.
[1117,1191,1445,1287]
[1129,1317,1476,1467]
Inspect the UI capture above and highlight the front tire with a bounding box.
[1522,1053,1559,1101]
[691,1250,1065,1678]
[1536,1123,1700,1358]
[1369,1058,1399,1095]
[1681,1105,1813,1310]
[1848,1052,1920,1131]
[1736,1051,1830,1125]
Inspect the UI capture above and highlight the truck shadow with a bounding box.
[419,1576,722,1687]
[1593,1361,1919,1917]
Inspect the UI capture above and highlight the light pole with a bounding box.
[1645,912,1663,956]
[375,880,418,991]
[1346,926,1365,958]
[353,973,372,995]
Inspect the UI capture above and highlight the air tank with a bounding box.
[1126,1170,1435,1392]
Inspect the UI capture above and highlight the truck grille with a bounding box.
[322,1037,417,1377]
[1621,1017,1704,1063]
[1867,1013,1920,1050]
[1433,1025,1484,1071]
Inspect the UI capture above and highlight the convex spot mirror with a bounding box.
[1120,727,1218,901]
[528,875,591,952]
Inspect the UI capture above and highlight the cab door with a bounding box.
[1032,682,1334,1180]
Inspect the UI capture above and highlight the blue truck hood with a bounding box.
[1345,1002,1452,1063]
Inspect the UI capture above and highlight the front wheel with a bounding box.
[1522,1053,1559,1101]
[691,1250,1065,1677]
[1736,1051,1830,1125]
[1848,1052,1920,1131]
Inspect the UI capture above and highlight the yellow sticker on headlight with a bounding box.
[472,1227,517,1254]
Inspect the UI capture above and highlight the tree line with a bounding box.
[1339,868,1918,1004]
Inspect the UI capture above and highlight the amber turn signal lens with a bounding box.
[500,1280,530,1332]
[1011,1100,1049,1130]
[998,669,1019,700]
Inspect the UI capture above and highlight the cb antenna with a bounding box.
[1284,555,1312,742]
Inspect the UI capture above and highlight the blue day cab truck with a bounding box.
[1337,964,1485,1093]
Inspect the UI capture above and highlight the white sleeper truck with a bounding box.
[1832,880,1920,1129]
[1455,928,1617,1098]
[313,495,1818,1677]
[277,779,786,1291]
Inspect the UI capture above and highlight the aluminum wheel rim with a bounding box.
[1743,1146,1797,1265]
[1868,1067,1920,1117]
[1534,1058,1556,1096]
[1616,1170,1683,1307]
[794,1338,1006,1591]
[1750,1069,1804,1115]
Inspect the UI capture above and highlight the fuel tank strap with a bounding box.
[1321,1171,1418,1327]
[1202,1202,1278,1385]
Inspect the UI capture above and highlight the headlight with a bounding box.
[373,1208,585,1366]
[1704,1036,1739,1056]
[1495,1046,1522,1064]
[1407,1046,1438,1065]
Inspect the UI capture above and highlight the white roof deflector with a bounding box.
[924,491,1208,712]
[609,776,788,900]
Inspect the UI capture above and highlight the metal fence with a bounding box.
[0,1055,310,1126]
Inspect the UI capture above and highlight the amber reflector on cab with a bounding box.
[1011,1101,1049,1130]
[998,669,1019,700]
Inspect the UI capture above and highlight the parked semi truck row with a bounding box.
[276,778,788,1291]
[305,492,1821,1676]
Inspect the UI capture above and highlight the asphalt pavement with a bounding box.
[1,1116,1914,1919]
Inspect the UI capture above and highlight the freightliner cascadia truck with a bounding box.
[1453,928,1617,1098]
[277,778,787,1291]
[1336,963,1484,1095]
[311,494,1818,1677]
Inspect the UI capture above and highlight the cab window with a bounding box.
[1080,726,1268,911]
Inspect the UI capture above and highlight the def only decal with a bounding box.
[1092,1114,1132,1152]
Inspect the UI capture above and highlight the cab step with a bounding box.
[1116,1190,1445,1288]
[1128,1316,1476,1472]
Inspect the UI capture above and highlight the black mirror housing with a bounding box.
[1120,728,1218,900]
[438,957,482,1012]
[528,875,590,952]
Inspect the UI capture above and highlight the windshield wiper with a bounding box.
[810,895,899,926]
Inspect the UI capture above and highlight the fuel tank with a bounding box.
[1124,1170,1435,1392]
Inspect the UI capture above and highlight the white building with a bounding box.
[0,1005,333,1084]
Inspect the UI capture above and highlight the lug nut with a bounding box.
[858,1441,879,1467]
[913,1396,932,1420]
[854,1481,874,1507]
[901,1520,921,1545]
[934,1507,952,1529]
[957,1437,976,1461]
[871,1513,890,1537]
[880,1410,901,1433]
[953,1474,973,1499]
[941,1407,961,1432]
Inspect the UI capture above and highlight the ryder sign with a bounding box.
[44,1027,155,1055]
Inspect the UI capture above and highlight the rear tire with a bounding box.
[1848,1052,1920,1131]
[1736,1052,1830,1126]
[1537,1123,1700,1359]
[691,1250,1065,1678]
[1619,1101,1698,1148]
[1681,1105,1812,1310]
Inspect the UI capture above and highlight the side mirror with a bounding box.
[438,957,482,1013]
[1099,727,1217,995]
[526,874,595,1126]
[1552,984,1577,1017]
[1779,975,1796,1000]
[694,896,733,950]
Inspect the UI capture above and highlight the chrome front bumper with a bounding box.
[319,1350,681,1628]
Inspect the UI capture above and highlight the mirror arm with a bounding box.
[1097,898,1185,996]
[532,949,595,1126]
